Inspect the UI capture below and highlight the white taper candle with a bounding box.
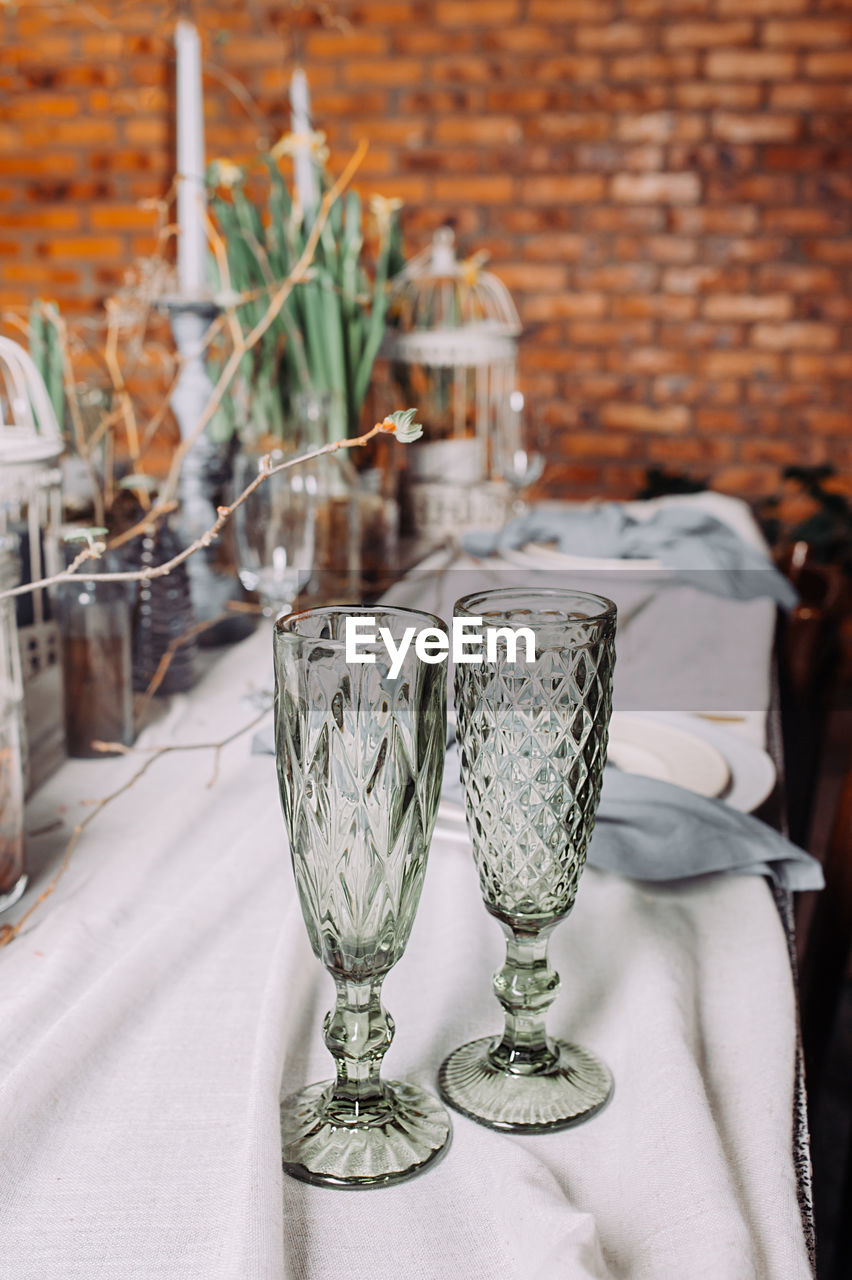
[175,19,207,295]
[289,66,319,216]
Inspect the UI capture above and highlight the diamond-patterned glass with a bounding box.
[455,607,615,926]
[274,607,451,1187]
[440,589,617,1133]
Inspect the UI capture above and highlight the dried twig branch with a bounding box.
[107,499,180,553]
[1,138,367,546]
[0,413,397,602]
[0,134,380,601]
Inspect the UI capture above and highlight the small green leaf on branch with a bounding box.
[384,408,423,443]
[63,527,108,544]
[63,526,108,555]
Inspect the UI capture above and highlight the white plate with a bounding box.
[608,712,731,799]
[636,712,777,815]
[499,543,661,573]
[438,711,777,823]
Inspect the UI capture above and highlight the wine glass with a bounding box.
[499,392,545,517]
[233,448,316,617]
[439,588,617,1132]
[274,606,452,1187]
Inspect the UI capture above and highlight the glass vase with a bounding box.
[232,444,316,618]
[292,393,361,600]
[53,576,134,759]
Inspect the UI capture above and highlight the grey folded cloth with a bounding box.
[462,503,798,609]
[441,747,823,892]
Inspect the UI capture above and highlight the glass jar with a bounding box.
[293,393,361,600]
[0,534,28,912]
[358,466,399,587]
[53,575,134,759]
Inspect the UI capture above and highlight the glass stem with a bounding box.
[489,924,561,1075]
[323,977,394,1120]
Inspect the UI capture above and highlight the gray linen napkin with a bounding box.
[462,503,798,609]
[441,746,823,892]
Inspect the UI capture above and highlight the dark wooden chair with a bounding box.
[776,544,847,849]
[776,543,851,1275]
[799,756,852,1280]
[800,759,852,1096]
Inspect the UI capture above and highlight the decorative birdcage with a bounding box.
[382,227,522,539]
[0,337,65,789]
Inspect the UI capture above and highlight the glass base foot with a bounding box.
[0,874,27,917]
[280,1080,451,1189]
[438,1036,613,1133]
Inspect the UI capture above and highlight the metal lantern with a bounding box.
[0,336,65,788]
[0,534,28,911]
[382,227,522,539]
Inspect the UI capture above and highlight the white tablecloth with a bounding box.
[0,496,811,1279]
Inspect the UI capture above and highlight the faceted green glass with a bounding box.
[274,606,451,1187]
[439,589,617,1133]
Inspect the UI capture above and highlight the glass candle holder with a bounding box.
[53,576,134,759]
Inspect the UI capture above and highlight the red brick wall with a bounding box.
[1,0,851,500]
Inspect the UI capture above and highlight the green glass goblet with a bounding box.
[274,606,451,1187]
[439,588,617,1133]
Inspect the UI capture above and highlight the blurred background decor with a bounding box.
[3,0,852,507]
[0,1,851,1268]
[205,129,405,592]
[0,334,65,791]
[383,225,522,542]
[206,140,403,446]
[0,533,28,912]
[52,555,136,759]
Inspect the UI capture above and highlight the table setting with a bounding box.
[6,0,852,1268]
[0,481,824,1280]
[0,28,828,1274]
